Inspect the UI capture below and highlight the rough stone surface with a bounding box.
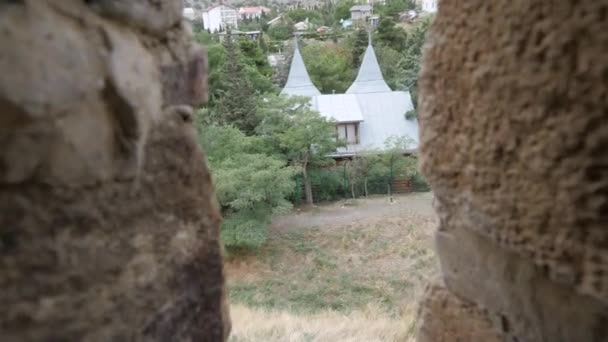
[416,0,608,341]
[0,0,227,341]
[90,0,183,37]
[416,284,502,342]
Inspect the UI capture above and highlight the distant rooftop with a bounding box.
[238,6,270,14]
[313,94,364,123]
[346,41,391,94]
[350,5,372,11]
[280,40,321,97]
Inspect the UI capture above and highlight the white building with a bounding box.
[350,5,373,21]
[420,0,438,13]
[281,39,419,156]
[202,4,238,32]
[183,7,197,21]
[238,6,270,19]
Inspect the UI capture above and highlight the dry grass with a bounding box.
[228,304,417,342]
[226,194,438,342]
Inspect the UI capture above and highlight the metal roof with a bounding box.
[336,91,419,154]
[280,40,321,97]
[350,5,372,11]
[346,43,392,94]
[313,94,364,123]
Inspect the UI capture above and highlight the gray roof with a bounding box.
[336,91,419,154]
[280,41,321,97]
[313,94,364,123]
[346,42,392,94]
[350,5,372,12]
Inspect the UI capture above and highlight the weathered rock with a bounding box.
[416,0,608,341]
[90,0,183,37]
[416,284,502,342]
[1,0,227,341]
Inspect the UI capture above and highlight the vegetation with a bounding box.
[301,41,354,94]
[197,95,339,250]
[226,194,438,341]
[191,15,432,250]
[256,95,342,206]
[351,28,369,68]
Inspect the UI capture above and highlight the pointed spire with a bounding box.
[280,37,321,97]
[346,33,391,94]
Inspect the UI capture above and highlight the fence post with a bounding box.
[343,162,347,199]
[389,157,394,202]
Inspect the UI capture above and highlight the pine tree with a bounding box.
[352,28,369,67]
[218,29,259,134]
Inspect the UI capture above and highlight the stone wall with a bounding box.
[1,1,229,341]
[417,0,608,341]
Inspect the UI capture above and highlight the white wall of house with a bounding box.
[421,0,438,13]
[351,9,372,21]
[183,7,197,21]
[203,5,238,32]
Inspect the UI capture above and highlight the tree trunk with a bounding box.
[364,179,369,197]
[351,182,356,199]
[303,170,314,206]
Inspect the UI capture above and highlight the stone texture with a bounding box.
[416,284,502,342]
[416,0,608,341]
[0,0,227,341]
[90,0,183,37]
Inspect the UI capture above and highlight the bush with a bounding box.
[411,172,431,192]
[198,124,296,251]
[221,210,269,251]
[310,169,345,202]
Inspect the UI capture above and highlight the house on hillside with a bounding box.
[183,7,197,21]
[294,19,311,32]
[350,5,373,21]
[419,0,438,13]
[202,4,238,32]
[218,30,262,41]
[239,6,270,19]
[286,0,323,11]
[280,38,419,158]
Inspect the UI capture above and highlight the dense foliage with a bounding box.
[301,41,354,94]
[197,95,339,250]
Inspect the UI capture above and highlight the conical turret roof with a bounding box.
[281,39,321,97]
[346,37,391,94]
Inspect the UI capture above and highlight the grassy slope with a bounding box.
[225,194,438,342]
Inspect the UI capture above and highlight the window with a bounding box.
[336,123,360,144]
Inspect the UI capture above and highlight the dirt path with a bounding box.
[271,193,435,232]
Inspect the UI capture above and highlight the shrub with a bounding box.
[411,172,431,192]
[310,169,345,202]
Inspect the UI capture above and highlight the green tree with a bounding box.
[375,0,416,19]
[238,36,276,94]
[391,17,433,115]
[268,21,294,41]
[217,32,259,133]
[197,122,296,250]
[351,28,369,67]
[256,95,342,205]
[382,135,417,185]
[334,0,356,21]
[350,151,383,197]
[286,8,321,23]
[375,18,408,52]
[375,44,407,90]
[301,41,354,94]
